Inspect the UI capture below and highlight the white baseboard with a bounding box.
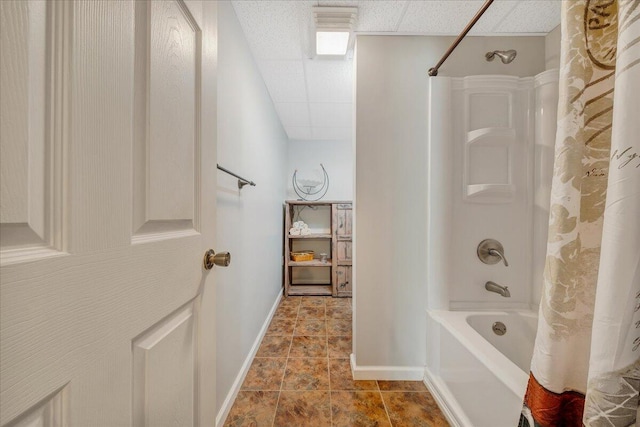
[215,290,283,427]
[349,353,424,380]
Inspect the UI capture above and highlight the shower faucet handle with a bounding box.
[488,248,509,267]
[477,239,509,267]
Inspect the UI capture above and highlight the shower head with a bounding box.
[485,49,517,64]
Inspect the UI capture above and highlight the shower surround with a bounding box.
[424,69,559,426]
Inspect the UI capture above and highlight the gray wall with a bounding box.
[354,35,546,370]
[287,139,353,201]
[215,0,288,417]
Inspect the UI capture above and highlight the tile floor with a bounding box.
[224,296,450,427]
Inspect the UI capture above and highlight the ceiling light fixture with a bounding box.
[313,6,357,58]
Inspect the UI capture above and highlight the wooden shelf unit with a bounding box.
[284,200,352,297]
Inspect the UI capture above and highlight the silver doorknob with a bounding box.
[203,249,231,269]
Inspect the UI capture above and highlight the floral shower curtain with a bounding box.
[522,0,640,426]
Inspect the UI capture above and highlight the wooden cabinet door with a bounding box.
[336,266,353,296]
[0,1,218,425]
[335,204,353,238]
[337,241,353,263]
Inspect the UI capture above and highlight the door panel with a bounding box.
[7,386,66,427]
[0,0,61,257]
[336,266,352,296]
[133,0,201,238]
[337,241,352,263]
[133,302,197,427]
[0,1,217,426]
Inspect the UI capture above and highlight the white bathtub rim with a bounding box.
[428,309,532,398]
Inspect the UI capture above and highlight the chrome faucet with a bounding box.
[485,281,511,297]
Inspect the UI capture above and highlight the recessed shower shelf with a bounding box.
[466,184,515,200]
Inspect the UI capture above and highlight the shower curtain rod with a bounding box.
[427,0,495,77]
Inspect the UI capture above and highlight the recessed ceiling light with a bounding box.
[316,31,350,55]
[313,7,357,58]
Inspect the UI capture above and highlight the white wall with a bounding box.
[215,0,288,418]
[545,25,561,70]
[354,35,546,372]
[287,139,353,201]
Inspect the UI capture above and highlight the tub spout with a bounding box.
[485,281,510,297]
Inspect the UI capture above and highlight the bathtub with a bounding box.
[424,310,537,427]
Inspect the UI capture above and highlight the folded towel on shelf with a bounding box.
[291,220,309,232]
[300,228,311,236]
[289,228,301,235]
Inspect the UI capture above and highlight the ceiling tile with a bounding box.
[317,1,409,33]
[492,1,561,33]
[318,0,359,6]
[286,126,313,140]
[311,127,351,140]
[275,103,311,127]
[258,60,308,103]
[305,59,354,103]
[397,1,513,34]
[357,1,409,32]
[309,103,352,128]
[232,1,315,60]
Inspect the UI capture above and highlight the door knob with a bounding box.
[203,249,231,269]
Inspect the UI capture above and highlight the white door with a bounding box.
[0,1,218,426]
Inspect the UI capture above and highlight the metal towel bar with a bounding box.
[217,164,256,189]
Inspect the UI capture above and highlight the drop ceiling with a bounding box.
[231,1,561,141]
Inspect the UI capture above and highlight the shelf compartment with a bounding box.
[288,234,332,239]
[287,284,332,296]
[289,260,332,267]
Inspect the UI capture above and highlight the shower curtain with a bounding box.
[522,1,640,426]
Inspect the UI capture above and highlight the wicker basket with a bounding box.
[290,251,314,262]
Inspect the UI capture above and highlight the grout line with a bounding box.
[271,298,299,427]
[379,389,394,426]
[325,300,333,426]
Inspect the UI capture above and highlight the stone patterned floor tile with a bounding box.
[326,305,352,319]
[377,380,428,391]
[223,391,278,427]
[289,335,327,358]
[327,318,352,336]
[274,303,299,319]
[294,319,327,336]
[299,306,326,319]
[273,391,331,427]
[381,391,450,427]
[328,336,352,358]
[325,297,351,308]
[300,296,328,307]
[331,391,391,427]
[255,335,292,358]
[279,297,302,307]
[283,358,329,390]
[241,358,286,391]
[266,317,296,336]
[329,358,378,391]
